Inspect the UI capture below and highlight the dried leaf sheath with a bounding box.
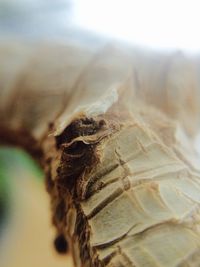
[0,42,200,267]
[45,86,200,267]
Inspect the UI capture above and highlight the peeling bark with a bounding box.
[0,41,200,267]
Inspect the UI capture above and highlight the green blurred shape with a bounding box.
[0,149,11,231]
[0,147,43,232]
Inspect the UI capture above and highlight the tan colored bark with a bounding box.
[0,40,200,267]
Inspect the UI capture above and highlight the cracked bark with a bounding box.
[1,41,200,267]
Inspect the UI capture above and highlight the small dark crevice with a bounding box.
[102,252,117,266]
[84,163,119,199]
[46,170,55,193]
[56,117,106,148]
[55,199,66,222]
[54,234,68,254]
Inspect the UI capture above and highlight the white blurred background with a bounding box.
[0,0,200,51]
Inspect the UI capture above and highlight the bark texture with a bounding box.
[0,40,200,267]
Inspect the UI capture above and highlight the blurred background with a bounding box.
[0,0,200,51]
[0,1,200,267]
[0,148,73,267]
